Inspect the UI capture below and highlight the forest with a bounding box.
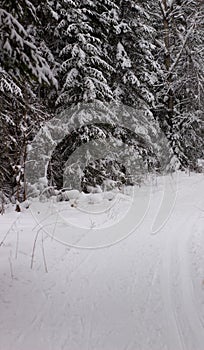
[1,2,204,348]
[0,0,204,210]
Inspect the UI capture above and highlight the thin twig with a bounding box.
[30,229,40,270]
[0,216,20,247]
[8,254,14,280]
[41,233,48,273]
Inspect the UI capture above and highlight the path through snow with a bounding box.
[0,173,204,350]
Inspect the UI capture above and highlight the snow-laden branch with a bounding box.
[168,14,198,76]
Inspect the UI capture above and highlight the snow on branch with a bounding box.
[168,14,198,76]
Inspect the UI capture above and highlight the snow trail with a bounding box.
[0,173,204,350]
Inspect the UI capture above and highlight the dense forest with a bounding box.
[0,0,203,208]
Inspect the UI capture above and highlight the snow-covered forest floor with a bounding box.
[0,172,204,350]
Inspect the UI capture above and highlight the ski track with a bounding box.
[160,179,204,350]
[0,174,204,350]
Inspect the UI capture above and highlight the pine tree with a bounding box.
[0,0,56,201]
[52,0,114,111]
[34,0,162,191]
[105,1,161,171]
[153,0,204,167]
[172,0,204,165]
[108,1,157,111]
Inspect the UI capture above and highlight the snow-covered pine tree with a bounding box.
[171,0,204,166]
[104,1,161,171]
[37,0,121,190]
[0,0,56,87]
[39,0,162,191]
[153,0,204,168]
[0,0,56,203]
[34,0,60,109]
[109,1,157,111]
[53,0,115,111]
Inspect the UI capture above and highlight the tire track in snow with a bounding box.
[175,211,204,350]
[161,202,204,350]
[161,231,186,350]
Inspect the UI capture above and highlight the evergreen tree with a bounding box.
[153,0,204,167]
[52,0,115,111]
[0,0,56,201]
[109,1,157,111]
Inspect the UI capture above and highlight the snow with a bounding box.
[0,172,204,350]
[116,42,132,69]
[197,159,204,171]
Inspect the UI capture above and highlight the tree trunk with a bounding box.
[160,0,174,120]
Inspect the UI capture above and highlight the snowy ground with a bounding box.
[0,172,204,350]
